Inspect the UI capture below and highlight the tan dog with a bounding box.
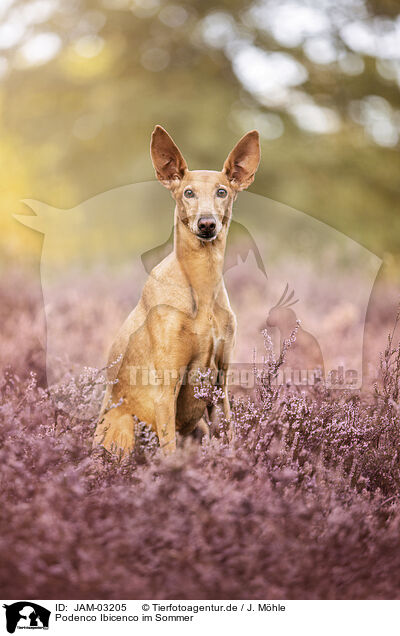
[93,125,260,456]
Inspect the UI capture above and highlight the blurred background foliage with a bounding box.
[0,0,399,271]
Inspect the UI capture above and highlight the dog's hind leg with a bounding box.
[93,406,135,459]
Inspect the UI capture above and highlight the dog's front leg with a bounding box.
[154,377,183,454]
[222,381,231,422]
[216,338,234,440]
[206,366,233,442]
[221,368,234,441]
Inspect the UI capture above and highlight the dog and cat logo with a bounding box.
[2,603,50,633]
[15,183,381,405]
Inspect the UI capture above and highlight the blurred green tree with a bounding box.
[0,0,399,264]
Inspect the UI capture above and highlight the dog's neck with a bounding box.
[173,207,228,304]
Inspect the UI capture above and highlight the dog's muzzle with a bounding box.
[197,216,217,240]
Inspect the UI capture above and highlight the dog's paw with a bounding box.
[159,438,177,455]
[101,417,134,459]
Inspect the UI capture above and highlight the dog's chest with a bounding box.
[189,303,232,368]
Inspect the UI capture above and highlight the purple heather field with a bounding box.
[1,266,400,600]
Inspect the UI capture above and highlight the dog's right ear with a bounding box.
[151,125,188,189]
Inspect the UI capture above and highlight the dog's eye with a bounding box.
[184,188,195,198]
[216,187,227,198]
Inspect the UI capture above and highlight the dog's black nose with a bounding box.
[198,217,216,235]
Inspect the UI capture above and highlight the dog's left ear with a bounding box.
[222,130,260,191]
[151,125,188,189]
